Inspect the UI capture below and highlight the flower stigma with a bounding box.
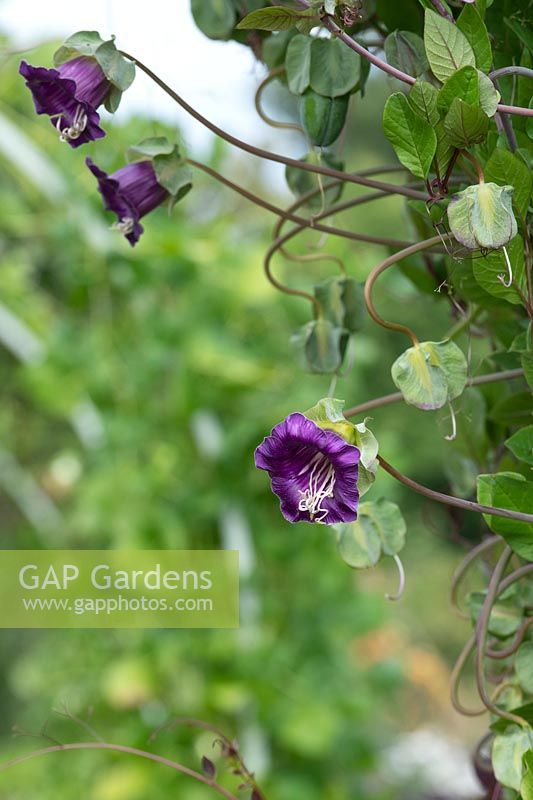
[497,245,513,289]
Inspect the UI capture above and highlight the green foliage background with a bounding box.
[0,25,505,800]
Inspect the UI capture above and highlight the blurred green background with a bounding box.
[0,29,488,800]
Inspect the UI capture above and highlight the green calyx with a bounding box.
[53,31,136,113]
[303,398,379,496]
[448,182,518,251]
[127,137,193,209]
[335,498,406,569]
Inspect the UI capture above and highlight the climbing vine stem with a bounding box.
[344,368,525,417]
[1,743,242,800]
[363,234,453,346]
[254,66,303,132]
[376,455,533,524]
[119,52,429,201]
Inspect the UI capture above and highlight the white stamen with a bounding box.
[497,245,513,289]
[56,105,88,142]
[112,217,135,235]
[297,451,336,524]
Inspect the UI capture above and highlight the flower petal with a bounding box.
[255,412,360,524]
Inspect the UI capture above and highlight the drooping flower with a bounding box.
[86,158,169,246]
[255,412,360,525]
[447,182,517,251]
[20,57,111,147]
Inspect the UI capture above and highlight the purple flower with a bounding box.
[20,56,110,147]
[255,412,360,525]
[86,158,169,246]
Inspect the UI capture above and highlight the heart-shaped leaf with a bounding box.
[285,34,312,95]
[309,37,360,98]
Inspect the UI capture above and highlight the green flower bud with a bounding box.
[299,90,349,147]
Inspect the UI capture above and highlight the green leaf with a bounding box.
[236,6,318,32]
[383,92,437,179]
[305,319,345,374]
[352,419,379,497]
[285,34,312,95]
[478,70,500,117]
[338,278,365,333]
[492,704,533,733]
[127,137,175,160]
[299,90,349,147]
[517,49,533,112]
[443,98,489,148]
[336,499,406,569]
[506,425,533,465]
[384,31,429,78]
[94,39,136,92]
[516,642,533,694]
[292,319,344,374]
[485,149,533,218]
[448,183,518,250]
[457,3,492,73]
[336,518,381,568]
[408,80,440,126]
[468,590,523,638]
[437,66,480,113]
[472,236,524,304]
[154,156,193,205]
[435,120,456,174]
[477,472,533,560]
[523,352,533,390]
[104,85,123,114]
[504,16,533,55]
[391,339,467,410]
[314,277,365,333]
[489,391,533,426]
[522,750,533,800]
[191,0,236,39]
[262,30,297,70]
[359,499,406,557]
[309,38,360,98]
[424,9,476,83]
[53,30,105,65]
[492,727,533,791]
